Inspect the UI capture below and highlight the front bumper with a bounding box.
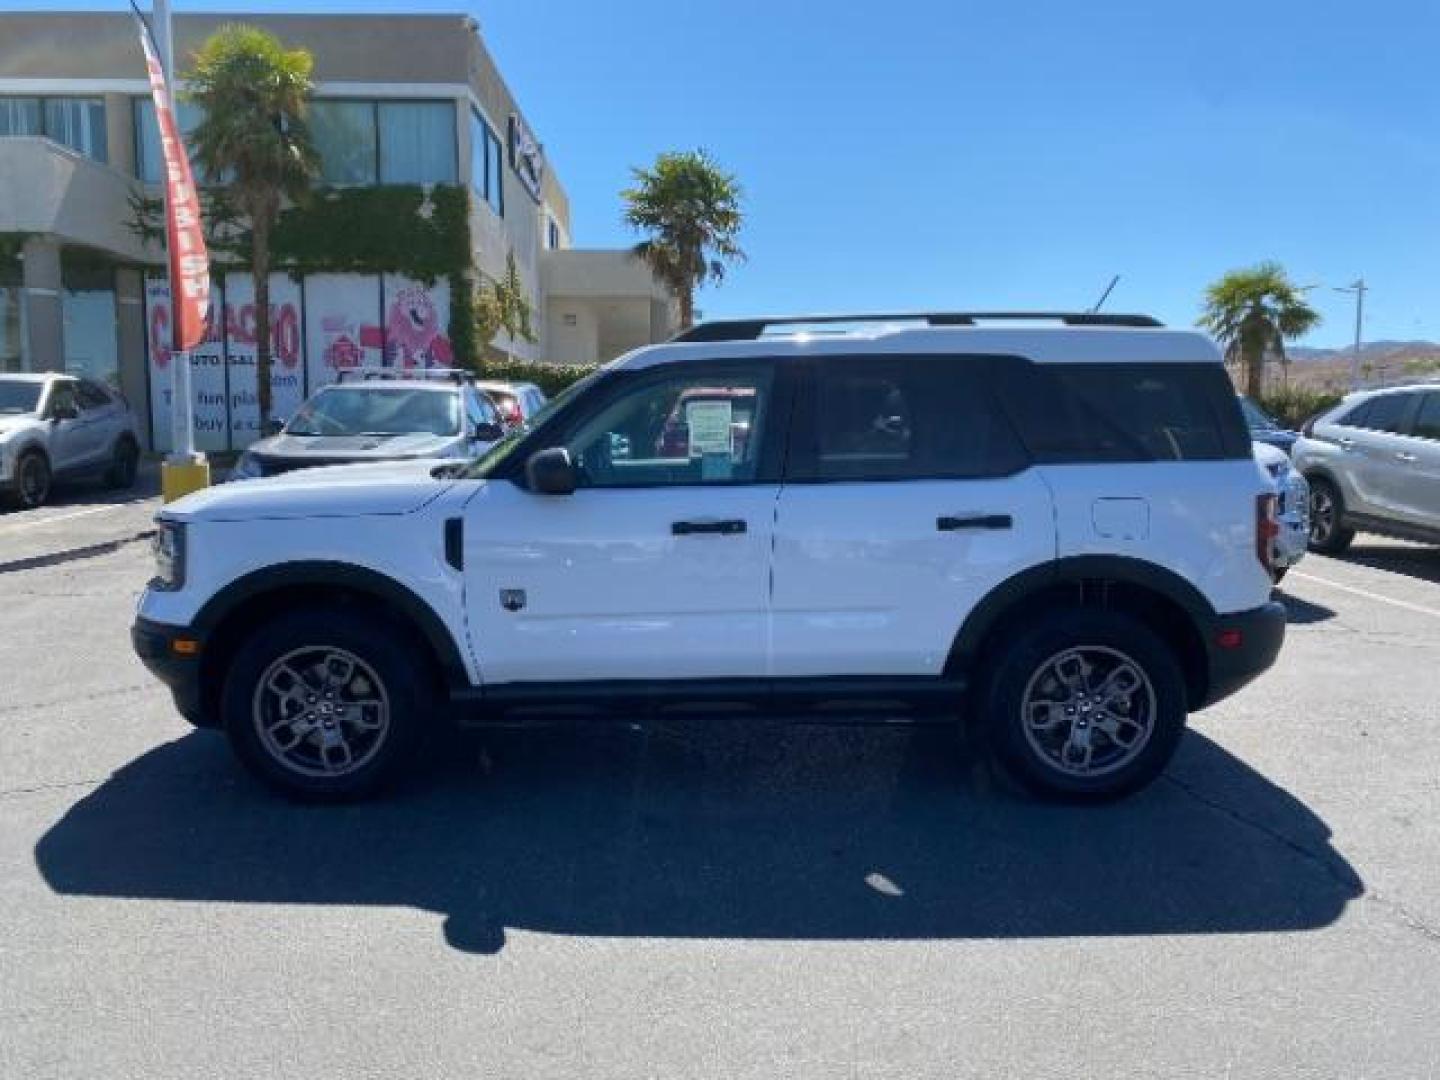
[1200,601,1287,709]
[132,616,213,727]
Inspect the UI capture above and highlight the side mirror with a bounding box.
[524,447,576,495]
[262,418,285,437]
[50,404,78,422]
[473,421,505,442]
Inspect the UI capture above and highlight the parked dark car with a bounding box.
[1238,395,1298,455]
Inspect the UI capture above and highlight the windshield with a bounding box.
[0,381,42,415]
[463,369,608,478]
[1239,396,1279,430]
[285,386,460,438]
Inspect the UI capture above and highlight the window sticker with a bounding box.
[686,398,734,456]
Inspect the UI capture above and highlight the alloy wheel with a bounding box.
[19,456,49,507]
[1020,645,1158,778]
[252,646,391,778]
[1310,486,1335,545]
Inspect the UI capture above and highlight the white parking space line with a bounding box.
[0,504,135,535]
[1290,570,1440,621]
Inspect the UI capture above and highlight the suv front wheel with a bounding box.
[978,608,1187,801]
[221,608,432,801]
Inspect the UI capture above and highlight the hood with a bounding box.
[165,457,466,523]
[0,415,39,438]
[252,430,461,461]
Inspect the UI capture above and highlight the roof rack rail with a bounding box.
[335,367,472,385]
[671,311,1164,343]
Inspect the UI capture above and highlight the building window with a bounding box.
[310,99,378,185]
[469,109,504,217]
[0,260,23,374]
[0,97,41,137]
[547,217,561,249]
[1,96,106,162]
[133,97,203,183]
[378,101,456,184]
[61,264,119,390]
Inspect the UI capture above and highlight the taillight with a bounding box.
[1256,493,1280,574]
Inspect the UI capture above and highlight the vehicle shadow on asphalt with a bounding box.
[0,464,159,518]
[1339,543,1440,585]
[34,723,1362,954]
[1276,592,1337,624]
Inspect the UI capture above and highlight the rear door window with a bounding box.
[76,379,112,411]
[788,355,1029,481]
[1410,394,1440,441]
[1351,393,1415,434]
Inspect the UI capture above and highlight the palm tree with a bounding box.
[186,25,318,426]
[622,150,744,330]
[1198,263,1320,398]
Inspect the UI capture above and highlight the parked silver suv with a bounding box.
[1293,383,1440,553]
[0,373,142,508]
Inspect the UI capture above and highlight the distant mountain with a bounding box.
[1289,340,1440,362]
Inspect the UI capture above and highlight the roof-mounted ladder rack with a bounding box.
[671,311,1164,343]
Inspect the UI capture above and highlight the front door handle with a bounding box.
[672,518,747,536]
[937,514,1013,532]
[1396,451,1418,463]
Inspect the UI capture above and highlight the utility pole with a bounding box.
[1335,279,1367,389]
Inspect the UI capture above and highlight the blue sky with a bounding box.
[18,0,1440,346]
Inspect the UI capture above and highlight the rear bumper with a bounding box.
[131,616,213,727]
[1199,601,1287,709]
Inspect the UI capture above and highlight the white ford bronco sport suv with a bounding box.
[133,312,1286,802]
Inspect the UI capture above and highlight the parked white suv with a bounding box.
[0,373,141,508]
[133,312,1285,802]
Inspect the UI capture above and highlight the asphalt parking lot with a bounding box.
[2,478,1439,1078]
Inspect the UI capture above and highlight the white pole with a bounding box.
[154,0,198,462]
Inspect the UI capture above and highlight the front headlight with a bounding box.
[151,519,187,591]
[229,451,262,481]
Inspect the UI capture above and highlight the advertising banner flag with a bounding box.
[134,9,211,352]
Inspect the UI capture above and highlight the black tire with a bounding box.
[977,608,1188,802]
[11,449,51,509]
[104,436,140,489]
[221,608,434,801]
[1307,476,1354,555]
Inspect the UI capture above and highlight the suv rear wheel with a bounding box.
[104,436,140,489]
[221,608,432,801]
[1307,476,1355,554]
[978,608,1187,801]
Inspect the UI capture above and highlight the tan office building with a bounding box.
[0,11,675,450]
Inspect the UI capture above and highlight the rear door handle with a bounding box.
[937,514,1013,532]
[1338,437,1356,451]
[1396,451,1418,463]
[672,518,747,536]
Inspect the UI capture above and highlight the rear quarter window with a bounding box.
[995,362,1250,463]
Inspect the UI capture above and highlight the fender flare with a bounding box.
[947,555,1217,671]
[193,560,470,686]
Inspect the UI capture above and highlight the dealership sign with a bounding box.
[145,273,452,453]
[508,113,545,201]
